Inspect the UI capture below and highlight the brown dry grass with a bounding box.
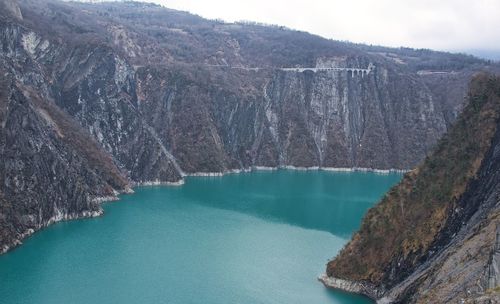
[328,73,500,286]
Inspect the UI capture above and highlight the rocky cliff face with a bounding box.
[12,0,496,174]
[324,74,500,303]
[0,0,22,20]
[141,62,447,171]
[0,0,498,253]
[0,70,130,253]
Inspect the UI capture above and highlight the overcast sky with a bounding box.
[142,0,500,58]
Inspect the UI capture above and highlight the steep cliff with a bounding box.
[0,0,22,20]
[323,74,500,303]
[0,0,498,253]
[0,70,130,253]
[9,0,497,177]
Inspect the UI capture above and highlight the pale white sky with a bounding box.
[143,0,500,57]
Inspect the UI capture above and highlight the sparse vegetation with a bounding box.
[328,73,500,286]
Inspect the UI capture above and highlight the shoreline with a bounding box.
[1,208,104,255]
[180,165,409,180]
[318,274,385,302]
[134,179,185,187]
[0,187,134,255]
[131,166,408,188]
[1,166,407,255]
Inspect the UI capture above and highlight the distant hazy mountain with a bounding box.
[64,0,126,2]
[464,49,500,61]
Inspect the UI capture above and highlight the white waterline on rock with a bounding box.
[188,166,409,176]
[2,167,405,255]
[1,186,136,255]
[320,167,409,174]
[2,209,104,254]
[136,179,186,186]
[252,166,278,171]
[318,273,384,301]
[181,165,408,181]
[93,196,119,204]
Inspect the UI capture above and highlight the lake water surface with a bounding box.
[0,170,401,304]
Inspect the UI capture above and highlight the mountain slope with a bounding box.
[0,70,130,253]
[9,0,496,174]
[0,0,498,253]
[322,73,500,303]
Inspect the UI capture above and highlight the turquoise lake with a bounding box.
[0,170,401,304]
